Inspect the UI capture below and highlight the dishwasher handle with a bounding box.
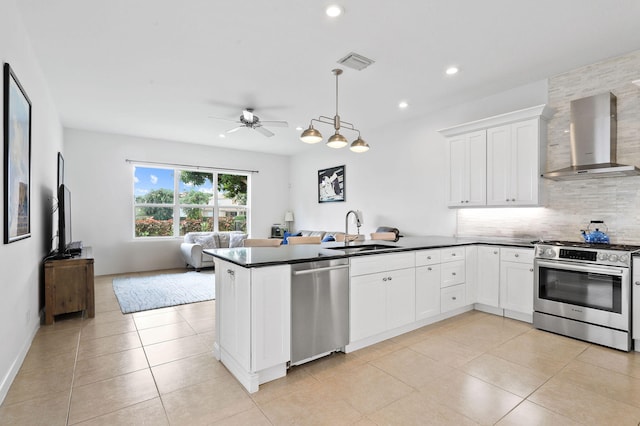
[292,264,350,276]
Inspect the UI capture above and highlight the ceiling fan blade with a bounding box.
[243,109,254,122]
[260,120,288,128]
[254,126,274,137]
[209,115,240,123]
[227,126,244,133]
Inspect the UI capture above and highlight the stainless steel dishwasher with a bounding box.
[290,258,350,365]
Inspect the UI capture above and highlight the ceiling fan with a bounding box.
[221,109,288,137]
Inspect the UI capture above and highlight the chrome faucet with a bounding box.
[345,210,361,245]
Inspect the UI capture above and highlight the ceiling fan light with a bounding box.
[300,125,323,143]
[350,137,369,153]
[327,132,348,148]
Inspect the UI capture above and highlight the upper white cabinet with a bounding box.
[448,131,486,207]
[487,118,543,206]
[439,105,553,208]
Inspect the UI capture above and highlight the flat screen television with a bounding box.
[57,184,72,258]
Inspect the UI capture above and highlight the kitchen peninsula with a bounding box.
[205,236,536,393]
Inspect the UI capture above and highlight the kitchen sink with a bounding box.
[326,244,398,253]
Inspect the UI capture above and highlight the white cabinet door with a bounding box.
[486,125,511,205]
[487,118,541,206]
[218,261,251,370]
[350,267,415,341]
[447,131,486,207]
[510,119,539,205]
[350,273,387,341]
[476,246,500,307]
[500,261,534,318]
[416,264,441,320]
[386,268,416,329]
[251,265,290,372]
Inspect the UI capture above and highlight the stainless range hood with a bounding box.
[543,92,640,180]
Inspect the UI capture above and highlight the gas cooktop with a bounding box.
[532,240,640,252]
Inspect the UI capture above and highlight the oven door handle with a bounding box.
[535,259,626,276]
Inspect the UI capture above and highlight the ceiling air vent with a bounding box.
[337,52,375,71]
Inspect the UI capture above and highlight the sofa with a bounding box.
[180,231,247,271]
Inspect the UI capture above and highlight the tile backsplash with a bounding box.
[457,50,640,244]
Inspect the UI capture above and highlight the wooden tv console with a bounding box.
[44,247,95,325]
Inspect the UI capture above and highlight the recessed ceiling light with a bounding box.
[398,101,409,109]
[326,5,342,17]
[445,66,459,75]
[296,126,304,131]
[219,134,226,138]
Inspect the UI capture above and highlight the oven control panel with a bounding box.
[535,245,631,267]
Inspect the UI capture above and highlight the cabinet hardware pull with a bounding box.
[451,253,456,256]
[382,277,387,282]
[227,269,235,276]
[388,277,393,281]
[452,272,456,276]
[530,268,534,272]
[427,256,431,260]
[427,267,432,271]
[452,296,457,300]
[635,281,640,286]
[493,251,498,254]
[514,254,519,257]
[506,198,509,202]
[511,198,516,201]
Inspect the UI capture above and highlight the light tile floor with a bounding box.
[2,269,640,425]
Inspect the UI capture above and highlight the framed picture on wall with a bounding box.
[318,165,345,203]
[3,63,32,244]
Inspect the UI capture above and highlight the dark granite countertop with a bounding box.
[204,235,535,268]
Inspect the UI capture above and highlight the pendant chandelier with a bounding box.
[299,69,370,153]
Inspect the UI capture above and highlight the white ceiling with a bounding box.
[15,0,640,155]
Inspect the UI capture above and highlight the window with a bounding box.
[133,166,248,238]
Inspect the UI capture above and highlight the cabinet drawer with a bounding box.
[441,260,465,288]
[441,284,465,312]
[415,249,441,266]
[500,247,533,264]
[441,247,465,263]
[350,252,415,276]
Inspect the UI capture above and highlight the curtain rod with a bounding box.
[125,159,258,174]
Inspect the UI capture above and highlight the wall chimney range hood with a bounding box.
[543,92,640,180]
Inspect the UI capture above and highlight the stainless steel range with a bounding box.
[534,241,639,351]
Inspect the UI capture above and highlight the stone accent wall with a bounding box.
[457,50,640,244]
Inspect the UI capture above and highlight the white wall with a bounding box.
[0,0,63,403]
[289,80,548,237]
[64,129,290,275]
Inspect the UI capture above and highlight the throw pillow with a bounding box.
[322,235,335,242]
[282,231,302,245]
[229,233,247,248]
[194,234,216,249]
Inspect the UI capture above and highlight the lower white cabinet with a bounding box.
[415,263,441,320]
[499,248,534,321]
[476,246,500,307]
[215,259,290,393]
[350,253,416,342]
[632,257,640,346]
[441,284,466,312]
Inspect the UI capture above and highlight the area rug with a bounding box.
[112,271,215,314]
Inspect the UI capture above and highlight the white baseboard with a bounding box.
[0,314,40,405]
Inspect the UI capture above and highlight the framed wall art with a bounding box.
[4,63,32,244]
[318,165,345,203]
